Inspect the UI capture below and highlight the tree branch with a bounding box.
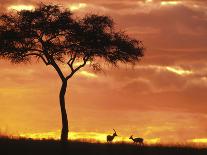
[24,53,50,65]
[66,55,89,80]
[38,34,66,81]
[67,53,77,72]
[47,33,66,42]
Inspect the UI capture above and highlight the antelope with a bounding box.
[107,129,117,142]
[129,135,144,145]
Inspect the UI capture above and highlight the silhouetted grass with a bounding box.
[0,137,206,155]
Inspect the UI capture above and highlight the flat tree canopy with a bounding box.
[0,4,144,142]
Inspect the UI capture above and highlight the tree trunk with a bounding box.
[59,79,69,143]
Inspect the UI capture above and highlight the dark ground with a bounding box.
[0,138,206,155]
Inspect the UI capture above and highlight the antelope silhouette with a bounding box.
[129,135,144,145]
[107,129,117,142]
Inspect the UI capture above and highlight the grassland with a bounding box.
[0,137,206,155]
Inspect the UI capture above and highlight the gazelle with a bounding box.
[129,135,144,145]
[107,129,117,142]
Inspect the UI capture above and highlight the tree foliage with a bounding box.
[0,4,144,80]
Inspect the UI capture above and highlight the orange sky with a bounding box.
[0,0,207,144]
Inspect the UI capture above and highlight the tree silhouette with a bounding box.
[0,4,144,142]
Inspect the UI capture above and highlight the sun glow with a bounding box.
[8,5,34,11]
[147,138,161,144]
[19,131,160,144]
[166,66,193,75]
[74,61,90,67]
[79,71,97,78]
[190,138,207,143]
[136,65,193,76]
[68,3,87,11]
[19,131,114,143]
[146,0,153,3]
[161,1,181,6]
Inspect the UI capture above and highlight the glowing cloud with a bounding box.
[8,5,34,11]
[146,0,153,3]
[161,1,182,6]
[79,71,97,78]
[74,61,90,67]
[136,65,193,76]
[166,66,193,76]
[68,3,87,11]
[189,138,207,143]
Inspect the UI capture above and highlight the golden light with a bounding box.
[74,61,90,67]
[19,131,160,144]
[19,131,110,143]
[20,131,59,140]
[190,138,207,143]
[166,66,193,76]
[147,138,161,144]
[146,0,153,3]
[68,3,87,11]
[136,65,193,76]
[79,71,97,78]
[161,1,181,6]
[8,5,34,11]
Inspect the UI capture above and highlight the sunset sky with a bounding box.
[0,0,207,144]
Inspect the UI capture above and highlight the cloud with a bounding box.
[114,5,207,49]
[7,5,35,11]
[0,0,207,143]
[79,70,97,78]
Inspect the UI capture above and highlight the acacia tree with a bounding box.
[0,4,144,142]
